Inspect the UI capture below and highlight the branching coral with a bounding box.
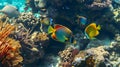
[11,22,49,48]
[0,21,23,67]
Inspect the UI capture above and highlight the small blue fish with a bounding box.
[49,18,53,25]
[76,16,87,25]
[79,16,87,25]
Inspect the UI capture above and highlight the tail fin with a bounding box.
[48,26,54,34]
[97,25,101,30]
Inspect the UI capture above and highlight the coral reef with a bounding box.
[105,34,120,67]
[112,6,120,22]
[11,22,49,47]
[16,12,39,29]
[114,34,120,41]
[1,38,23,67]
[58,46,109,67]
[73,46,109,67]
[10,23,49,64]
[16,12,49,32]
[37,32,49,41]
[77,0,111,10]
[85,46,109,65]
[0,12,49,65]
[0,21,23,67]
[58,47,79,67]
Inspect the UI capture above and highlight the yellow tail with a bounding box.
[48,26,55,34]
[97,25,101,30]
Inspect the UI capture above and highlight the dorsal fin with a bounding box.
[54,24,63,29]
[97,25,101,30]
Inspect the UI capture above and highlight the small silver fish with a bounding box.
[0,5,20,18]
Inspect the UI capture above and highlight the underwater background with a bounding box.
[0,0,120,67]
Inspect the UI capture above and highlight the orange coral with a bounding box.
[0,21,23,67]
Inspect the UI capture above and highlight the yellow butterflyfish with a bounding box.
[85,23,101,39]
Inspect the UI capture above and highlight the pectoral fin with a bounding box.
[64,36,68,40]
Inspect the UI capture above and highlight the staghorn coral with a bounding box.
[0,21,23,67]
